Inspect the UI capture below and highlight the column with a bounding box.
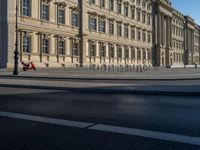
[96,42,100,57]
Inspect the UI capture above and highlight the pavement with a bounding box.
[0,67,200,95]
[0,88,200,150]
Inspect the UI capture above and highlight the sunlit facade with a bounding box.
[0,0,199,68]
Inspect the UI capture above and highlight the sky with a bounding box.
[171,0,200,25]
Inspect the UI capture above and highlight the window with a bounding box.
[137,9,141,21]
[89,42,96,57]
[58,8,65,24]
[147,3,151,10]
[137,29,141,41]
[143,49,146,59]
[124,47,129,59]
[109,0,114,11]
[99,19,106,33]
[124,5,129,17]
[23,33,31,53]
[124,25,129,38]
[142,1,146,8]
[58,39,65,55]
[117,46,122,58]
[42,36,49,54]
[117,23,122,36]
[89,16,97,30]
[23,0,31,16]
[143,31,146,42]
[90,0,95,4]
[99,44,106,57]
[109,21,114,34]
[131,48,135,59]
[41,3,49,20]
[131,27,135,40]
[73,42,79,56]
[100,0,105,8]
[131,8,135,19]
[137,48,141,59]
[72,12,79,27]
[142,13,146,23]
[109,45,114,58]
[148,33,151,43]
[148,51,151,60]
[137,0,141,6]
[147,14,151,25]
[117,2,122,14]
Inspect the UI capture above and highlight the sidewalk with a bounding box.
[0,68,200,95]
[0,67,200,80]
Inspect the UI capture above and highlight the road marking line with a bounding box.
[89,124,200,146]
[0,111,200,146]
[0,111,93,128]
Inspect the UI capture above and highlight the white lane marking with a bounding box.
[0,111,200,146]
[0,111,93,128]
[89,124,200,146]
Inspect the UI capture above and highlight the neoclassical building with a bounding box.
[0,0,199,68]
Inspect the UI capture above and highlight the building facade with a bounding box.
[0,0,199,68]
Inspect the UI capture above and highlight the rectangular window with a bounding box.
[100,44,106,57]
[109,0,114,11]
[89,16,97,30]
[90,0,95,4]
[143,49,146,59]
[137,48,141,59]
[142,13,146,23]
[118,47,122,58]
[109,45,114,58]
[58,40,65,55]
[23,0,31,16]
[117,24,122,36]
[131,49,135,59]
[73,43,79,56]
[148,33,151,43]
[137,30,141,41]
[125,48,129,59]
[143,31,146,42]
[124,5,129,17]
[147,14,151,25]
[72,12,79,27]
[90,43,96,57]
[137,10,141,21]
[23,33,31,53]
[131,27,135,39]
[148,51,151,60]
[117,3,122,14]
[42,37,49,54]
[131,8,135,19]
[100,0,105,8]
[41,3,49,20]
[99,20,106,33]
[109,21,114,34]
[124,25,129,38]
[58,8,65,24]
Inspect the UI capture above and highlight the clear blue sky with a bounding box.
[171,0,200,25]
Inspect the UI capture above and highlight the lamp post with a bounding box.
[13,0,19,75]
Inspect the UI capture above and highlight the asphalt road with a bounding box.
[1,75,200,85]
[0,87,200,150]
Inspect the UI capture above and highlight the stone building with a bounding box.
[172,9,184,66]
[0,0,199,68]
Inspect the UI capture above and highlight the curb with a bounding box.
[0,84,199,96]
[0,75,200,81]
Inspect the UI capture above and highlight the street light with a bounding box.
[13,0,19,75]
